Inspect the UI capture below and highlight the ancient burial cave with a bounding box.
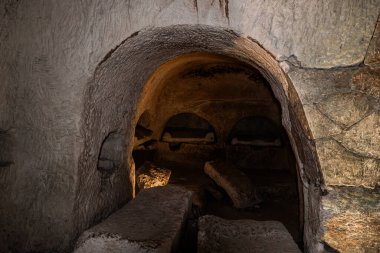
[2,2,380,253]
[131,53,302,250]
[75,50,312,253]
[132,53,302,252]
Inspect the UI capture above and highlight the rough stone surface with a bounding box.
[316,92,373,129]
[204,160,261,208]
[321,186,380,253]
[136,162,171,190]
[365,18,380,66]
[337,112,380,159]
[198,215,301,253]
[315,139,379,188]
[74,185,192,253]
[289,66,380,189]
[351,67,380,99]
[302,105,342,139]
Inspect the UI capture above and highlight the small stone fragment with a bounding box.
[204,160,261,208]
[136,162,171,190]
[198,215,302,253]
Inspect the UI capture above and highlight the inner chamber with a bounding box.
[132,53,302,249]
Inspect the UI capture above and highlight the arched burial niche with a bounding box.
[133,52,301,245]
[77,25,324,253]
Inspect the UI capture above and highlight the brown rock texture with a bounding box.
[316,139,379,188]
[352,67,380,99]
[289,66,380,188]
[321,186,380,253]
[316,92,373,128]
[337,112,380,159]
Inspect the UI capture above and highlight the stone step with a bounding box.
[198,215,302,253]
[74,185,192,253]
[204,160,261,208]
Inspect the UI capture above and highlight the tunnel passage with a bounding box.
[77,25,324,253]
[132,53,302,249]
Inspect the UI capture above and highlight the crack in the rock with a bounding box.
[363,12,380,64]
[96,30,140,71]
[312,104,345,132]
[313,95,376,131]
[316,137,380,161]
[193,0,198,13]
[224,0,229,24]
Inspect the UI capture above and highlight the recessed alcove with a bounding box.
[131,52,302,249]
[76,26,325,253]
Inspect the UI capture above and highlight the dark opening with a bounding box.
[132,53,302,252]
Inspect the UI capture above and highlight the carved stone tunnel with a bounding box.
[2,2,379,251]
[76,26,324,252]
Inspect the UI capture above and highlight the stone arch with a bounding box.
[76,25,325,253]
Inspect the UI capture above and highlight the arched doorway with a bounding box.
[76,25,324,253]
[132,52,302,250]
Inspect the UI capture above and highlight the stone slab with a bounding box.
[204,160,260,208]
[136,162,171,190]
[198,215,302,253]
[74,185,192,253]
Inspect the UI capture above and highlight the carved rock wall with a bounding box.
[0,1,379,252]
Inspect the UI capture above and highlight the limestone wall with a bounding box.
[0,1,379,252]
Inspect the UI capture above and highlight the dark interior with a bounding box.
[132,53,302,251]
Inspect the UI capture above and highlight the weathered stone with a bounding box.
[316,92,373,128]
[136,162,171,190]
[287,67,353,104]
[336,112,380,159]
[204,160,260,208]
[365,19,380,66]
[351,67,380,99]
[303,105,342,139]
[315,139,379,188]
[198,215,301,253]
[321,186,380,253]
[74,185,192,253]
